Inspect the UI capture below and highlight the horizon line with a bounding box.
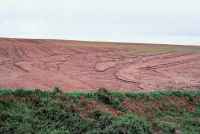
[0,36,199,47]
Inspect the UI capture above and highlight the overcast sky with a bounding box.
[0,0,200,45]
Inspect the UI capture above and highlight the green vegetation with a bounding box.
[0,88,200,134]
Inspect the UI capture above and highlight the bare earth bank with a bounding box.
[0,38,200,92]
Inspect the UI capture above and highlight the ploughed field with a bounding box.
[0,38,200,91]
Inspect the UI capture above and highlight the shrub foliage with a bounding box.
[0,88,200,134]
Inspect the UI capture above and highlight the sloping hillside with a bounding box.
[0,38,200,91]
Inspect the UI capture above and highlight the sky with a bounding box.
[0,0,200,45]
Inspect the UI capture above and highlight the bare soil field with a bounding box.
[0,38,200,92]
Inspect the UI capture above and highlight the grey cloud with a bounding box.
[0,0,199,45]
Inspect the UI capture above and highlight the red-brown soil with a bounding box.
[0,38,200,92]
[77,96,122,117]
[122,96,197,118]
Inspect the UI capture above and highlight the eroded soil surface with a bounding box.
[0,38,200,91]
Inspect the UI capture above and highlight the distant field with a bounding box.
[0,38,200,92]
[0,88,200,134]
